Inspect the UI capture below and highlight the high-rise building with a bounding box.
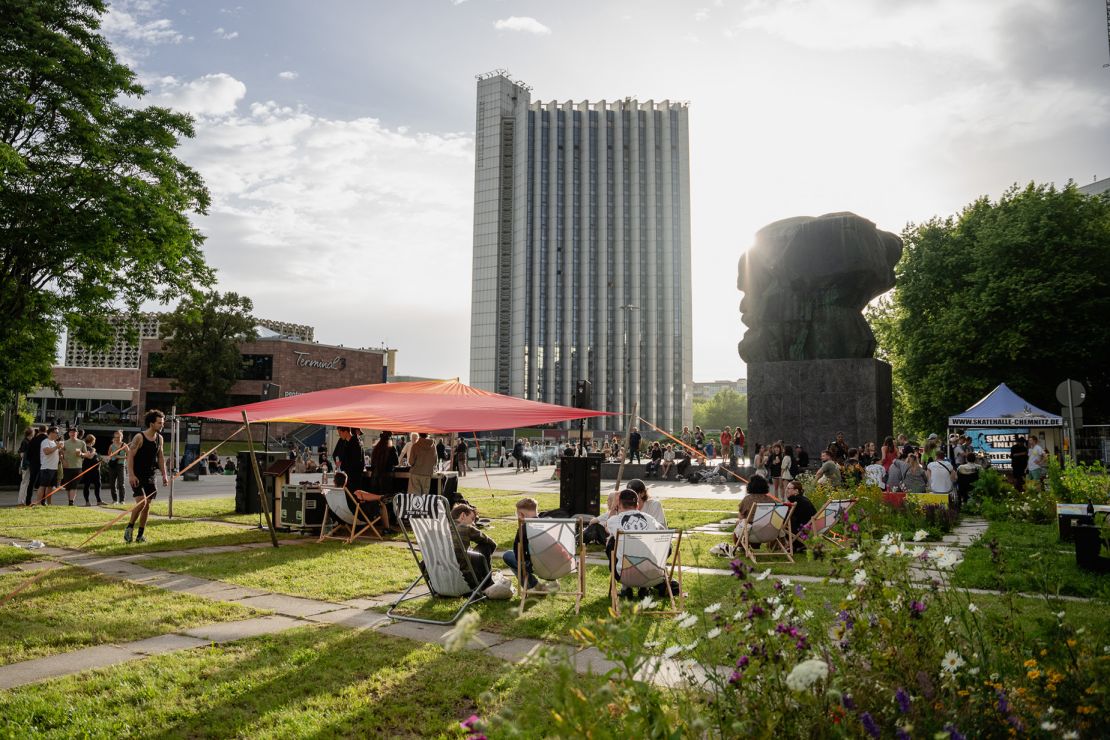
[469,72,693,432]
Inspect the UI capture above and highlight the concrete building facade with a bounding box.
[469,72,693,432]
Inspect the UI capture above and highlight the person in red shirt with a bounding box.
[720,427,733,466]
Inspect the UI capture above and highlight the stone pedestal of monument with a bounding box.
[747,358,893,460]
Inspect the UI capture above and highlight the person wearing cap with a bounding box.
[922,433,940,464]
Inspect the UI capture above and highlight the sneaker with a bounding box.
[618,587,635,599]
[136,535,146,544]
[123,526,133,543]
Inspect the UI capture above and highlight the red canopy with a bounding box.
[182,379,613,433]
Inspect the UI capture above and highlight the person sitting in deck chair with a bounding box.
[450,503,497,589]
[606,488,676,599]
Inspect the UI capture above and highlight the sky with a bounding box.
[101,0,1110,383]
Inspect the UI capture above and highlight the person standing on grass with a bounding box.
[22,426,45,506]
[61,427,87,505]
[81,434,104,505]
[106,430,128,504]
[407,432,437,494]
[1026,433,1047,485]
[36,426,63,505]
[124,410,168,544]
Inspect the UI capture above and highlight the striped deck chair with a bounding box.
[609,529,684,616]
[805,498,857,548]
[317,487,381,544]
[518,518,586,616]
[737,502,794,563]
[387,494,490,625]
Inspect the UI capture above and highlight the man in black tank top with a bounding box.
[124,410,169,544]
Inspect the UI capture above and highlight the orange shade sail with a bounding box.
[182,379,614,433]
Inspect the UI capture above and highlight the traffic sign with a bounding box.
[1056,379,1085,407]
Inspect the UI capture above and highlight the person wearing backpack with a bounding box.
[926,453,957,498]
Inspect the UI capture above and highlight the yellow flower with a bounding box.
[1066,639,1077,648]
[1077,706,1096,715]
[1040,649,1048,656]
[1023,659,1038,668]
[1027,669,1041,680]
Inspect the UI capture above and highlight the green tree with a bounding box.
[0,0,213,399]
[879,183,1110,434]
[693,389,748,433]
[158,291,258,412]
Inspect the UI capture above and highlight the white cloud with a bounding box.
[103,0,184,63]
[694,8,710,22]
[174,95,476,377]
[493,16,551,35]
[150,73,247,117]
[277,71,299,80]
[214,27,240,40]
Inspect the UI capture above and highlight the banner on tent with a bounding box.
[965,427,1029,470]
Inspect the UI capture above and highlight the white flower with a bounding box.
[968,603,978,613]
[909,546,926,559]
[704,602,721,614]
[846,592,856,601]
[781,577,793,587]
[442,611,482,652]
[756,568,771,581]
[881,533,896,546]
[707,627,722,640]
[943,616,952,625]
[1056,610,1066,619]
[845,551,864,563]
[733,610,746,621]
[852,569,868,586]
[934,551,961,570]
[673,611,691,623]
[643,640,661,649]
[1041,721,1058,731]
[742,622,752,632]
[889,594,903,609]
[639,595,659,610]
[682,640,699,653]
[662,645,682,659]
[768,596,781,606]
[913,529,928,542]
[678,615,698,630]
[940,650,965,673]
[1064,731,1079,739]
[802,610,815,620]
[968,666,980,676]
[771,604,786,621]
[929,546,951,560]
[785,658,829,691]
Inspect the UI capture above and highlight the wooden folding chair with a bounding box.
[517,518,586,616]
[317,486,382,544]
[609,529,684,617]
[805,498,857,548]
[387,494,491,625]
[737,502,795,563]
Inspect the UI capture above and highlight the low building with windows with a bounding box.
[692,378,747,402]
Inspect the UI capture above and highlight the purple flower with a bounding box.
[737,655,749,668]
[896,730,911,740]
[996,690,1009,714]
[730,559,748,578]
[850,522,860,533]
[910,600,926,615]
[795,638,808,651]
[944,724,965,740]
[842,694,856,710]
[728,670,742,684]
[460,715,480,730]
[895,688,911,713]
[774,580,784,591]
[794,584,804,597]
[860,712,880,738]
[748,605,765,619]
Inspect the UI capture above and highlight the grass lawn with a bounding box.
[0,567,259,666]
[0,510,291,556]
[0,546,40,568]
[952,521,1110,600]
[105,497,259,526]
[146,541,423,602]
[0,624,568,739]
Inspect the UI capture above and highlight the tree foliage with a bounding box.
[0,0,213,398]
[879,183,1110,435]
[693,389,748,433]
[159,292,258,413]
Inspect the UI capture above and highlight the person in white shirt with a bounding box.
[660,444,677,480]
[36,426,64,505]
[605,487,671,599]
[1026,434,1047,482]
[926,455,956,495]
[628,478,666,527]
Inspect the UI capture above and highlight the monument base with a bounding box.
[747,358,892,462]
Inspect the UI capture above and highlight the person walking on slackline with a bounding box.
[124,410,169,544]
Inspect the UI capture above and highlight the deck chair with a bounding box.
[517,518,586,616]
[387,494,491,625]
[737,502,794,563]
[609,529,684,617]
[805,498,857,548]
[317,486,382,544]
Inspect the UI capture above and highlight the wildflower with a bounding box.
[785,659,829,691]
[707,627,721,640]
[909,546,926,559]
[895,687,911,713]
[860,712,881,738]
[802,609,814,620]
[643,640,661,649]
[881,533,896,546]
[639,595,659,610]
[941,651,964,673]
[910,600,926,615]
[967,603,978,613]
[781,577,793,587]
[968,667,979,676]
[943,616,952,625]
[704,602,722,614]
[728,670,742,684]
[1056,610,1066,619]
[846,551,864,563]
[756,568,771,581]
[1064,732,1079,739]
[913,529,928,542]
[443,612,482,652]
[852,569,867,586]
[1023,658,1038,668]
[662,645,682,659]
[673,611,691,623]
[1041,721,1058,731]
[1027,669,1041,680]
[944,723,966,740]
[736,655,749,668]
[460,714,481,730]
[682,640,699,653]
[678,614,698,630]
[842,694,856,710]
[929,546,950,560]
[935,551,961,569]
[794,584,804,597]
[772,604,786,621]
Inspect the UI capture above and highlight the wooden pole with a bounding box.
[614,401,638,492]
[242,411,279,548]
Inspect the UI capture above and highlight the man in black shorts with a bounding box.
[124,410,169,543]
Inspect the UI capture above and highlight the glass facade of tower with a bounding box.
[470,74,693,432]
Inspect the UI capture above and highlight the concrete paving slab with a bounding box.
[231,594,344,617]
[0,645,138,690]
[127,634,210,656]
[146,574,219,593]
[304,608,393,629]
[572,646,620,675]
[183,615,303,643]
[377,620,452,643]
[13,560,64,573]
[486,637,545,664]
[340,595,400,610]
[190,584,270,602]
